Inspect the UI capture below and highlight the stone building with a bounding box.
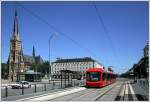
[132,41,149,79]
[144,42,149,57]
[51,57,103,78]
[143,41,149,78]
[23,54,43,69]
[8,11,25,82]
[8,11,43,82]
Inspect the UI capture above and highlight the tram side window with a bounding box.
[107,74,109,80]
[86,72,90,81]
[107,74,110,80]
[102,73,106,80]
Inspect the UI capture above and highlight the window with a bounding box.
[107,74,110,80]
[102,73,106,80]
[86,72,100,82]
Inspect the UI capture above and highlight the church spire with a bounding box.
[12,10,20,41]
[33,46,35,58]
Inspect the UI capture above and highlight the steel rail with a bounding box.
[49,88,97,101]
[94,83,117,101]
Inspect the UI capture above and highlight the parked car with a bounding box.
[10,81,31,89]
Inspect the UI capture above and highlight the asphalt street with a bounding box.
[1,79,83,98]
[1,78,149,101]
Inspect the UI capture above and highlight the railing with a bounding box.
[1,79,84,98]
[137,79,149,91]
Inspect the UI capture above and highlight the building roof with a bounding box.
[23,55,35,63]
[53,57,95,63]
[23,54,43,64]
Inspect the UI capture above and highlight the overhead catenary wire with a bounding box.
[93,2,121,69]
[16,2,103,63]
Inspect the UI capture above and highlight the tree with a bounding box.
[37,61,49,76]
[30,61,50,77]
[1,63,9,79]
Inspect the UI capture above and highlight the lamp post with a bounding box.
[48,32,57,82]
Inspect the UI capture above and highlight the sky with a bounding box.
[1,1,149,74]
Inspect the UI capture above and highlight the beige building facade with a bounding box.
[51,57,103,78]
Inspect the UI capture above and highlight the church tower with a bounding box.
[8,11,24,82]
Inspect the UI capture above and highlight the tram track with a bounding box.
[70,88,103,101]
[95,83,116,101]
[94,83,118,101]
[49,88,97,101]
[50,82,118,101]
[71,82,118,101]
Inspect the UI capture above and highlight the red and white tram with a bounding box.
[86,68,116,87]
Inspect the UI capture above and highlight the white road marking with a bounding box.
[128,82,135,94]
[17,87,86,101]
[120,83,126,96]
[125,82,128,95]
[128,81,138,101]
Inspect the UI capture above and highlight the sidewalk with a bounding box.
[115,80,149,101]
[132,80,149,100]
[1,86,81,101]
[128,80,149,101]
[17,87,85,101]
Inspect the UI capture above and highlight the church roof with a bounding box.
[23,54,44,64]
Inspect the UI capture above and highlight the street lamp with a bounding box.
[48,32,57,82]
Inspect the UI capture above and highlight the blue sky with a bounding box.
[1,1,148,74]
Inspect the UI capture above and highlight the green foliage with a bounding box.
[1,63,9,79]
[29,61,49,77]
[37,61,49,75]
[30,63,35,70]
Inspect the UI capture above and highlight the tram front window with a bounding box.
[86,72,100,82]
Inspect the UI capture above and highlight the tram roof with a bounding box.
[86,68,115,75]
[86,68,103,72]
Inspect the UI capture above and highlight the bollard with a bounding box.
[71,74,72,87]
[68,73,69,87]
[34,84,36,93]
[5,86,8,97]
[53,80,55,89]
[44,84,46,91]
[52,81,54,89]
[22,83,24,95]
[61,72,62,88]
[65,73,66,88]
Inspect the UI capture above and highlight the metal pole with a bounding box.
[22,83,24,95]
[71,74,72,87]
[48,33,57,83]
[65,72,66,88]
[68,73,69,87]
[34,84,36,93]
[44,84,46,91]
[61,71,62,88]
[5,86,8,97]
[49,37,51,83]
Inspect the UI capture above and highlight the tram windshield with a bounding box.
[86,72,100,82]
